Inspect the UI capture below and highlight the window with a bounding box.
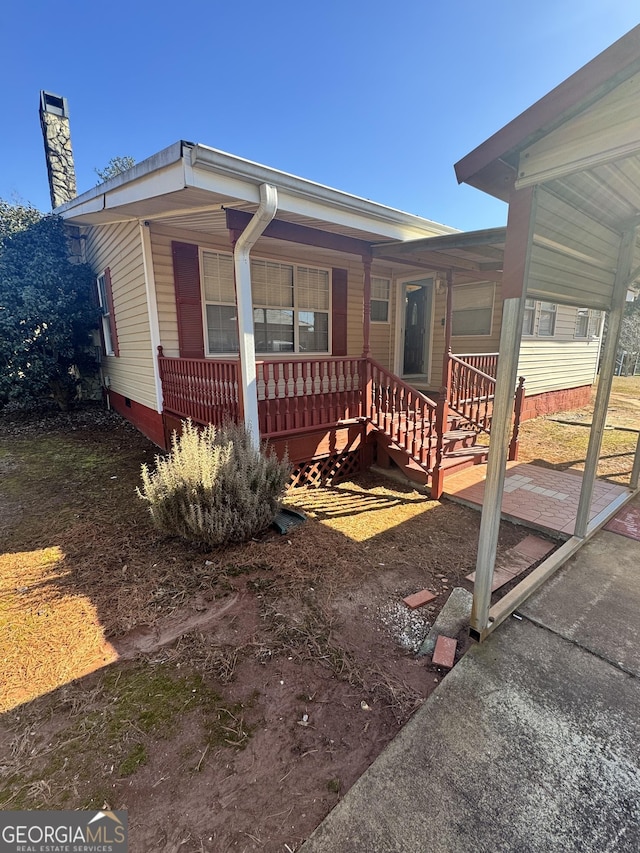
[201,251,330,355]
[523,299,536,335]
[202,251,238,353]
[452,282,495,336]
[538,302,557,336]
[576,308,602,338]
[371,277,390,322]
[96,271,118,356]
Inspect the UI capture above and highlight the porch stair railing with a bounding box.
[366,358,438,471]
[157,347,524,497]
[448,353,497,436]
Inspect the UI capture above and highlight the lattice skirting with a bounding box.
[289,450,362,488]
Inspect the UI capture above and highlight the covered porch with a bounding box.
[157,224,520,497]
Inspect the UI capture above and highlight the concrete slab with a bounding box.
[417,587,472,657]
[301,618,640,853]
[519,530,640,677]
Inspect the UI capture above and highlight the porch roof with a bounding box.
[56,140,458,246]
[371,227,505,282]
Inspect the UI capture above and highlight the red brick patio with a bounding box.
[443,461,630,537]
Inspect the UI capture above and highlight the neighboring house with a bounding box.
[47,134,602,495]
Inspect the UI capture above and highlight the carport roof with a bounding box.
[455,25,640,312]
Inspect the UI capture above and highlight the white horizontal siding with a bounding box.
[517,338,600,395]
[85,221,157,409]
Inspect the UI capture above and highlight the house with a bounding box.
[42,101,603,497]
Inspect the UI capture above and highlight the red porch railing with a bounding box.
[367,359,438,467]
[157,349,523,493]
[455,352,498,378]
[256,357,365,437]
[158,347,241,425]
[448,354,496,435]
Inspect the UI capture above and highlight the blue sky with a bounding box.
[2,2,638,230]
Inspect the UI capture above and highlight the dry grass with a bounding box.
[518,376,639,484]
[0,546,117,712]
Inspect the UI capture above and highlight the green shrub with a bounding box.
[137,420,290,547]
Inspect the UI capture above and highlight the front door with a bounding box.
[402,280,432,377]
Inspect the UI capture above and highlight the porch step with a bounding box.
[439,445,490,474]
[373,432,430,486]
[442,429,478,450]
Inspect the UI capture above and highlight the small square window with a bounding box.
[371,277,390,323]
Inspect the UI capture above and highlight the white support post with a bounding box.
[233,183,278,449]
[470,185,536,641]
[631,432,640,491]
[139,221,163,413]
[574,227,637,537]
[470,297,526,638]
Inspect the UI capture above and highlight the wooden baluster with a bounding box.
[282,361,290,431]
[398,384,407,449]
[301,361,309,427]
[509,376,526,460]
[264,362,271,432]
[292,362,300,429]
[319,361,328,425]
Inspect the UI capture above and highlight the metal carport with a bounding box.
[455,25,640,640]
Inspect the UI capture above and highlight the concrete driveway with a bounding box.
[301,526,640,852]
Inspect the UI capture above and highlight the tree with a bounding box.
[0,199,97,410]
[0,197,41,239]
[95,156,136,184]
[618,300,640,375]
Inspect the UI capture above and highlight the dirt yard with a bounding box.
[0,401,547,852]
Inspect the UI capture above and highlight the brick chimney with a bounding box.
[39,91,77,209]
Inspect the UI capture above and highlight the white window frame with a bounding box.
[200,249,332,357]
[200,249,239,355]
[575,308,602,339]
[96,273,115,356]
[538,301,557,337]
[523,298,536,336]
[451,282,495,338]
[370,277,391,324]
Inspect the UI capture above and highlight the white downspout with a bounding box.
[233,182,278,448]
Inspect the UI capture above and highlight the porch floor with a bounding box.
[442,460,630,537]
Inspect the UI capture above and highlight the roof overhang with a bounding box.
[56,141,458,246]
[455,26,640,311]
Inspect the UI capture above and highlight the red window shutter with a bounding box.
[172,241,205,359]
[104,267,120,357]
[332,268,348,356]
